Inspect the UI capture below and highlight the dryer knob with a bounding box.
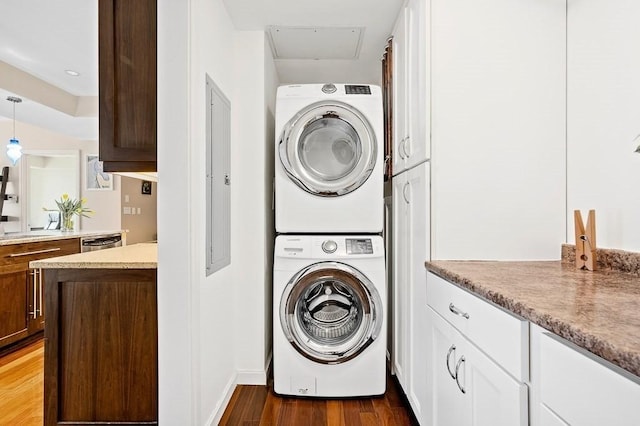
[322,240,338,253]
[322,83,337,94]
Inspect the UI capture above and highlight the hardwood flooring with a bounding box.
[220,372,418,425]
[0,339,44,426]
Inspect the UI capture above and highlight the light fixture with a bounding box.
[65,69,80,77]
[6,96,23,165]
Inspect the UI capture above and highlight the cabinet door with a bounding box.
[404,0,430,169]
[463,329,528,426]
[99,0,157,172]
[426,307,466,426]
[392,6,408,176]
[0,270,29,348]
[406,162,430,422]
[392,173,409,389]
[426,307,528,426]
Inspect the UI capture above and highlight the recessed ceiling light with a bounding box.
[65,69,80,77]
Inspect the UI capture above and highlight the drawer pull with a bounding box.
[8,247,61,257]
[446,344,457,379]
[449,303,470,319]
[455,356,466,394]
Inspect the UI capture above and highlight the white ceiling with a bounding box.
[0,0,402,139]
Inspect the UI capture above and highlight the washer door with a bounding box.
[279,101,377,197]
[280,262,383,364]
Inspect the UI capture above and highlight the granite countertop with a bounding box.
[30,242,157,269]
[0,230,124,246]
[426,252,640,377]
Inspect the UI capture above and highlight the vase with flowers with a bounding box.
[44,194,93,231]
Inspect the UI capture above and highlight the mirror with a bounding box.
[19,150,80,231]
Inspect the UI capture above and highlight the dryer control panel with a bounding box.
[345,238,373,254]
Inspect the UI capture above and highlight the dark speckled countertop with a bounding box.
[426,246,640,377]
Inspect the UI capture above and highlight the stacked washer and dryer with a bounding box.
[273,83,386,397]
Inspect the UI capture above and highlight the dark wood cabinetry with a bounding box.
[99,0,157,172]
[0,238,80,351]
[0,269,29,348]
[44,268,158,425]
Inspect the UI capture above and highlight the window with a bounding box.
[206,74,230,275]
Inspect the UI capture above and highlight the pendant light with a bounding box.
[6,96,23,165]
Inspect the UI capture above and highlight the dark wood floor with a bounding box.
[219,371,418,425]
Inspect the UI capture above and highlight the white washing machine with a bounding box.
[275,83,384,233]
[273,234,386,397]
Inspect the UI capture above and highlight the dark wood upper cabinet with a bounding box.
[99,0,157,172]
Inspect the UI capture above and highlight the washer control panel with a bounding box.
[346,238,373,255]
[321,240,338,253]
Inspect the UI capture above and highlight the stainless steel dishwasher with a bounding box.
[81,234,123,252]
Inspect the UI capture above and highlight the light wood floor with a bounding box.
[0,340,44,426]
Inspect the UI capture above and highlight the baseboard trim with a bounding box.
[206,372,237,426]
[236,368,267,385]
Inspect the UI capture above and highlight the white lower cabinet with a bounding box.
[426,307,528,426]
[531,325,640,426]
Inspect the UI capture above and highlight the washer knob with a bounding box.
[322,83,337,94]
[322,240,338,253]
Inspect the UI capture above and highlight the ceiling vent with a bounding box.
[267,26,364,60]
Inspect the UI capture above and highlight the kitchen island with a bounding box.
[31,243,158,426]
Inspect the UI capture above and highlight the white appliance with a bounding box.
[273,234,386,397]
[275,83,384,233]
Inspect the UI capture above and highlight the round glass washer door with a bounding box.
[279,101,377,197]
[279,262,383,364]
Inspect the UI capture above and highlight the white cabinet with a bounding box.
[531,326,640,426]
[425,272,528,426]
[392,0,430,177]
[426,307,528,426]
[392,163,430,421]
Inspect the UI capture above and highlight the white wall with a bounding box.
[567,0,640,251]
[158,0,278,423]
[431,0,566,260]
[0,120,120,232]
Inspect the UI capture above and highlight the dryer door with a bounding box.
[279,101,377,197]
[280,261,383,364]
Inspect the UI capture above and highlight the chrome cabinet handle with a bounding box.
[402,182,411,204]
[9,247,61,257]
[398,137,407,159]
[38,268,43,317]
[403,136,411,158]
[30,270,38,319]
[455,356,466,394]
[449,303,470,319]
[446,344,456,379]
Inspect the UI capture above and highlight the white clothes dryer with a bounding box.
[273,234,386,397]
[275,84,383,233]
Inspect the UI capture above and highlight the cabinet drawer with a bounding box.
[539,332,640,425]
[0,239,80,268]
[426,271,528,381]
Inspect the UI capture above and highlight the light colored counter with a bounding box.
[30,242,157,269]
[0,230,125,246]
